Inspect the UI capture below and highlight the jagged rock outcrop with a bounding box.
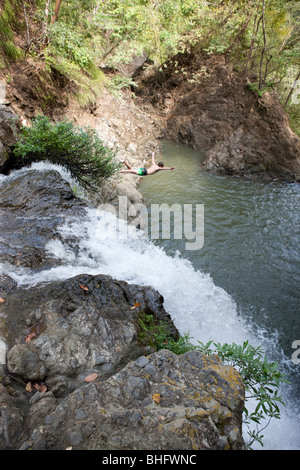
[135,52,300,182]
[19,349,245,450]
[0,168,88,269]
[0,104,20,172]
[4,273,178,384]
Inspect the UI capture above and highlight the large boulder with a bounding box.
[0,270,246,451]
[0,169,88,269]
[19,349,245,450]
[200,90,300,181]
[4,273,178,385]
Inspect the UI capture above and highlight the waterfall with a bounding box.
[1,161,299,450]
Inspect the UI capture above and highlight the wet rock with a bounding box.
[0,270,180,450]
[4,273,178,384]
[0,156,246,451]
[0,169,88,269]
[0,383,27,449]
[20,349,245,450]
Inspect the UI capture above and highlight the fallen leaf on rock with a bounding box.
[25,331,37,342]
[25,381,33,393]
[84,373,98,383]
[33,382,47,393]
[152,393,161,404]
[25,331,36,343]
[131,302,141,310]
[79,284,88,291]
[0,297,5,303]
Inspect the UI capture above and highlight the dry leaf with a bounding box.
[152,393,161,404]
[79,284,88,291]
[0,297,5,303]
[32,382,47,393]
[131,302,141,310]
[25,331,37,342]
[33,382,43,392]
[84,373,98,383]
[25,381,33,393]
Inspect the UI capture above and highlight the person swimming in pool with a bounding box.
[120,151,175,176]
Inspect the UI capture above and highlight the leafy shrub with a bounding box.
[138,313,195,354]
[48,22,94,70]
[108,74,138,92]
[196,340,289,448]
[13,115,120,190]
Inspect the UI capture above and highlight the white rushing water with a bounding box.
[1,162,299,450]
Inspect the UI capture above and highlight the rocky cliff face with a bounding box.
[135,52,300,182]
[0,105,20,173]
[0,163,245,450]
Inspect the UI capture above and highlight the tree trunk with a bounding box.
[243,11,261,79]
[23,1,30,46]
[225,13,253,59]
[51,0,63,24]
[258,0,267,90]
[43,0,51,35]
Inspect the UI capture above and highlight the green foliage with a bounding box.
[138,313,195,354]
[108,74,138,93]
[196,339,289,449]
[13,115,120,190]
[45,53,106,107]
[0,0,23,64]
[287,102,300,136]
[47,22,94,70]
[247,81,264,97]
[18,0,298,130]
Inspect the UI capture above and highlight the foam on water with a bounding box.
[1,205,251,345]
[1,162,299,449]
